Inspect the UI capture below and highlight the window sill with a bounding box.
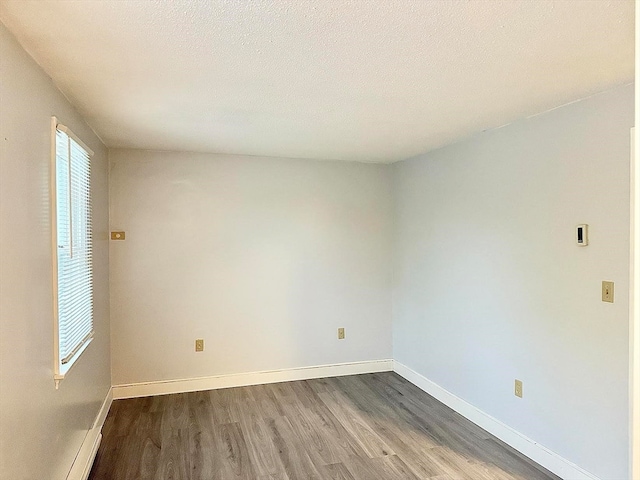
[54,337,93,389]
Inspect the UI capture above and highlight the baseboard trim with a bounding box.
[113,359,394,400]
[66,387,112,480]
[393,361,600,480]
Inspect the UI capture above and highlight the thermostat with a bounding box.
[576,224,588,246]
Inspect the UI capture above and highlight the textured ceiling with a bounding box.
[0,0,634,163]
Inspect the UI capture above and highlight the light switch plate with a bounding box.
[602,281,614,303]
[515,379,523,398]
[110,231,125,240]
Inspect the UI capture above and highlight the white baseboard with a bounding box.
[66,387,113,480]
[393,361,600,480]
[113,359,394,400]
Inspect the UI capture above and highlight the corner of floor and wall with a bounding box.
[1,15,638,480]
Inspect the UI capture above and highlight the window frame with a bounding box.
[51,117,95,388]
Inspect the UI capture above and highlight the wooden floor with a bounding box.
[89,372,561,480]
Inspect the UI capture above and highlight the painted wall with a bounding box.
[109,150,393,386]
[392,84,633,480]
[0,23,111,480]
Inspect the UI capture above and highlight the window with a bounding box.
[52,117,94,388]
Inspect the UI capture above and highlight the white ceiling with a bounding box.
[0,0,634,163]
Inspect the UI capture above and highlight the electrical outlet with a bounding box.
[602,281,614,303]
[195,339,204,352]
[338,328,345,340]
[515,379,523,398]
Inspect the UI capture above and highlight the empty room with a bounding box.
[0,1,638,479]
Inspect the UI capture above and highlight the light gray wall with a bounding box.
[109,150,393,386]
[392,84,633,480]
[0,23,111,480]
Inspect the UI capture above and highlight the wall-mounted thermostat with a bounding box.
[576,224,588,246]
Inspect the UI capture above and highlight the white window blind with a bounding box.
[52,119,94,387]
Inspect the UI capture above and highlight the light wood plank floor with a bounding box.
[89,372,561,480]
